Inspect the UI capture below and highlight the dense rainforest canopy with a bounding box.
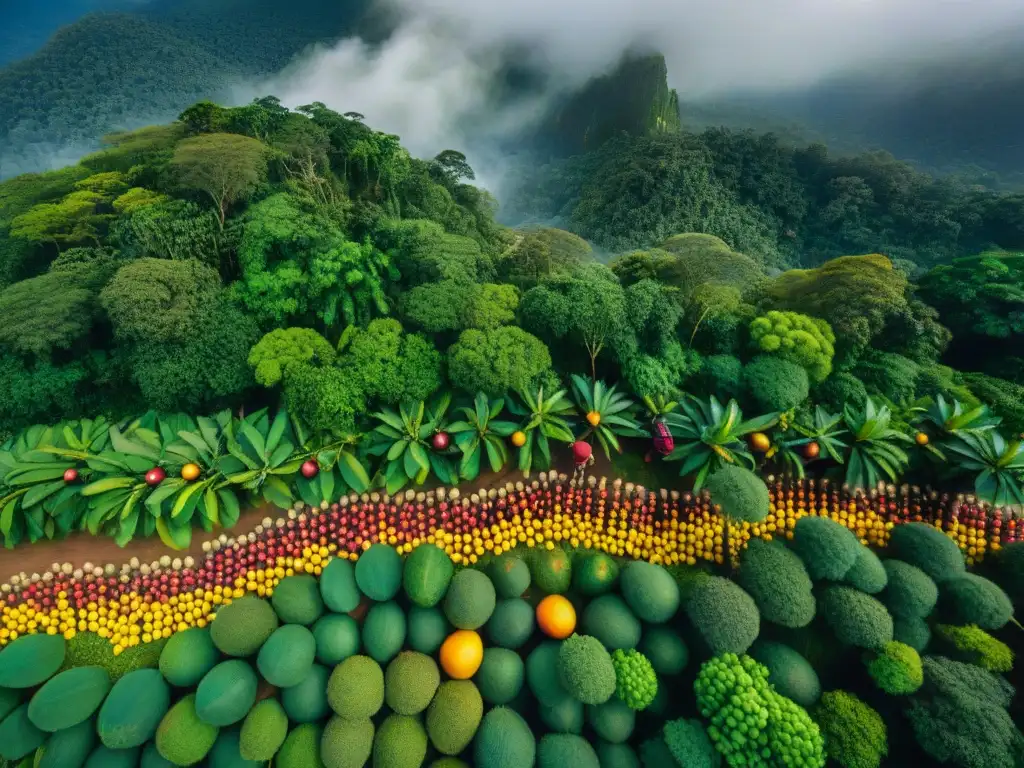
[0,94,1022,448]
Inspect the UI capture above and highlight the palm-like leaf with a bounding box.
[449,393,517,481]
[506,386,577,474]
[366,395,458,492]
[945,430,1024,508]
[769,407,849,479]
[570,375,646,459]
[663,396,779,490]
[842,398,913,490]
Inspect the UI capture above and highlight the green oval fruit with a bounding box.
[97,668,171,749]
[210,597,278,657]
[207,727,261,768]
[195,660,258,727]
[355,544,402,601]
[426,681,483,756]
[385,651,440,715]
[327,655,384,719]
[155,694,218,767]
[485,599,534,650]
[572,553,619,596]
[312,614,360,665]
[38,718,97,768]
[239,699,288,761]
[276,723,324,768]
[407,606,450,654]
[28,666,111,731]
[257,624,316,687]
[403,543,455,607]
[489,555,531,599]
[319,558,360,613]
[580,595,641,651]
[0,633,66,688]
[159,627,220,687]
[474,648,525,705]
[473,707,535,768]
[83,745,141,768]
[272,574,324,626]
[281,664,330,724]
[373,714,428,768]
[531,549,572,595]
[444,569,496,630]
[362,601,406,663]
[320,716,373,768]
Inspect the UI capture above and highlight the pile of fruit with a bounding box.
[0,538,820,768]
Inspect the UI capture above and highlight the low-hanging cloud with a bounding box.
[247,0,1024,193]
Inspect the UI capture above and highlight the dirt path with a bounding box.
[0,446,634,581]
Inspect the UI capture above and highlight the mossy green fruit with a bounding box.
[159,627,220,687]
[195,660,258,727]
[355,544,403,601]
[638,626,689,676]
[426,680,484,755]
[407,606,450,654]
[489,555,530,598]
[581,595,641,651]
[319,557,360,613]
[430,760,469,768]
[485,598,535,649]
[155,694,218,767]
[272,574,324,625]
[538,734,600,768]
[28,665,111,731]
[475,648,525,705]
[84,745,141,768]
[586,699,635,744]
[239,699,288,761]
[573,553,619,596]
[0,704,46,761]
[98,668,171,749]
[281,664,330,723]
[619,561,679,624]
[373,714,428,768]
[209,597,278,657]
[751,641,821,708]
[37,718,96,768]
[403,543,455,607]
[384,651,440,715]
[313,613,361,665]
[257,624,316,687]
[444,569,496,630]
[320,716,373,768]
[362,601,407,663]
[327,655,384,719]
[473,706,536,768]
[532,548,572,595]
[207,727,261,768]
[0,632,66,688]
[277,724,325,768]
[558,634,616,705]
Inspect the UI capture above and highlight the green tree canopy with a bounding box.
[447,326,552,396]
[248,327,337,387]
[338,318,442,405]
[171,132,268,228]
[749,310,835,383]
[0,268,99,357]
[400,280,518,334]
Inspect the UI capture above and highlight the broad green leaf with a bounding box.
[262,476,293,509]
[155,517,191,551]
[218,489,241,527]
[265,409,289,456]
[82,477,135,496]
[22,479,65,508]
[171,482,206,519]
[338,452,370,493]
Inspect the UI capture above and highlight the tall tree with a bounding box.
[171,133,268,228]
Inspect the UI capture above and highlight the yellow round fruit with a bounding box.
[181,463,201,482]
[750,432,771,453]
[536,595,576,639]
[915,432,929,446]
[586,411,601,427]
[439,630,483,679]
[511,431,527,448]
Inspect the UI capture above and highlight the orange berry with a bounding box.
[536,595,576,639]
[439,630,484,679]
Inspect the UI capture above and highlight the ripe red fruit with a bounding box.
[145,467,166,486]
[301,460,319,479]
[63,468,79,483]
[432,431,450,451]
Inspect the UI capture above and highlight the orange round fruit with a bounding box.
[802,441,821,460]
[181,463,201,481]
[536,595,576,639]
[511,431,527,448]
[915,432,929,446]
[586,411,601,427]
[750,432,771,453]
[439,630,483,679]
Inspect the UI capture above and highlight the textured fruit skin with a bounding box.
[98,668,171,749]
[321,715,374,768]
[538,733,601,768]
[572,553,619,597]
[142,742,176,768]
[239,699,288,761]
[28,665,111,732]
[444,569,497,630]
[373,714,428,768]
[426,681,483,756]
[558,634,617,705]
[209,596,278,657]
[319,558,361,613]
[0,704,46,761]
[489,556,531,599]
[155,694,218,767]
[195,660,258,727]
[475,648,525,705]
[473,706,536,768]
[276,724,325,768]
[327,655,384,719]
[38,717,97,768]
[407,606,450,654]
[385,651,441,715]
[159,627,220,687]
[439,630,484,679]
[258,624,316,687]
[362,601,407,663]
[485,599,535,650]
[403,543,455,608]
[619,561,680,624]
[531,549,572,595]
[271,574,324,626]
[84,745,141,768]
[536,595,577,640]
[580,595,640,650]
[0,632,66,688]
[354,544,403,602]
[282,664,330,724]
